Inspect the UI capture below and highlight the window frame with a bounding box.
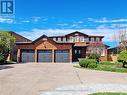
[96,37,100,42]
[75,35,79,42]
[69,36,73,42]
[101,48,105,56]
[63,37,66,42]
[86,37,89,43]
[91,37,94,43]
[80,36,84,42]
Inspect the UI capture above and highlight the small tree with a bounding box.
[118,50,127,68]
[0,31,15,63]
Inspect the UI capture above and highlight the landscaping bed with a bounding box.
[74,61,127,73]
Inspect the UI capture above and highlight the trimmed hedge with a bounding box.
[79,59,97,68]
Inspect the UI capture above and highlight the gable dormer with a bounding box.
[65,31,88,43]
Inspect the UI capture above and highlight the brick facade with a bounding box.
[10,31,109,63]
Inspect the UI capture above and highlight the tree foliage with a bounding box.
[118,50,127,68]
[0,31,15,63]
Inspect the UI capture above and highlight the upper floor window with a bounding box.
[80,36,84,42]
[86,37,89,43]
[91,37,94,42]
[63,37,66,42]
[69,36,73,42]
[75,36,79,42]
[96,38,100,42]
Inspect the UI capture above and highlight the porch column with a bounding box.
[70,48,72,64]
[17,49,20,63]
[52,48,54,64]
[35,49,37,63]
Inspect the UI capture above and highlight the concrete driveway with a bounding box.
[0,63,127,95]
[0,63,80,95]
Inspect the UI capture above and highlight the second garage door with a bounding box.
[37,50,52,62]
[54,50,70,63]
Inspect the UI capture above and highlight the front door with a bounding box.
[73,48,85,61]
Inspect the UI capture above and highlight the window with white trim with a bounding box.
[63,37,66,42]
[69,36,73,42]
[80,36,84,42]
[75,36,79,42]
[86,37,89,43]
[96,37,100,42]
[101,48,105,56]
[91,37,94,42]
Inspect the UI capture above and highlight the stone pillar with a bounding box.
[70,48,72,64]
[52,48,54,64]
[35,49,37,63]
[17,49,20,63]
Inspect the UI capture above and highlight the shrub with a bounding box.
[118,50,127,68]
[87,62,97,68]
[99,61,113,65]
[87,53,100,60]
[79,59,97,69]
[0,53,4,63]
[79,59,89,68]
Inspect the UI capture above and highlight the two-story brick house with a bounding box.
[15,31,109,63]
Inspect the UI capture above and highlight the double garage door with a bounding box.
[21,49,70,63]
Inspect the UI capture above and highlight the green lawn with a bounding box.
[74,62,127,73]
[89,92,127,95]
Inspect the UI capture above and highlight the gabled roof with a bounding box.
[32,35,48,43]
[16,34,74,45]
[49,31,104,38]
[16,35,56,45]
[65,31,89,36]
[89,35,104,38]
[10,31,32,42]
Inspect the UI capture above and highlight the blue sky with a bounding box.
[0,0,127,47]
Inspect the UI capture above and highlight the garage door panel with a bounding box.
[38,50,52,62]
[21,50,35,63]
[55,50,70,63]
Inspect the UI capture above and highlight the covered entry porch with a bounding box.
[72,46,87,61]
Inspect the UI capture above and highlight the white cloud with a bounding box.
[32,17,41,22]
[88,17,127,23]
[32,17,48,22]
[18,28,117,44]
[57,24,69,26]
[78,21,84,23]
[71,24,79,27]
[111,24,127,28]
[0,18,14,23]
[21,20,30,23]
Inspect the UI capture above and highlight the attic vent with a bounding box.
[42,38,47,41]
[75,33,79,35]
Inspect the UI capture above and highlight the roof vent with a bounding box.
[42,38,47,41]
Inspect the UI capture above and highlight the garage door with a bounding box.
[37,50,52,62]
[55,50,70,63]
[21,49,35,63]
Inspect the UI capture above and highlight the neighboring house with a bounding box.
[9,31,32,61]
[107,47,118,62]
[15,31,109,63]
[108,41,127,62]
